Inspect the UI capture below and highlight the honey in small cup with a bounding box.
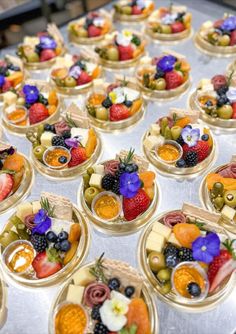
[6,105,28,125]
[156,140,183,164]
[43,146,71,170]
[91,191,122,221]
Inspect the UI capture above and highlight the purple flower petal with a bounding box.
[69,65,81,79]
[181,127,200,147]
[34,209,47,224]
[221,16,236,31]
[119,172,141,198]
[39,36,57,49]
[157,55,176,73]
[192,232,221,264]
[32,216,51,235]
[65,138,78,148]
[0,75,5,87]
[23,84,39,104]
[205,233,221,256]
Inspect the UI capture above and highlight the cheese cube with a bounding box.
[147,230,165,244]
[152,221,171,239]
[93,164,105,175]
[123,87,140,101]
[198,79,211,89]
[32,201,41,214]
[73,267,95,286]
[149,124,160,136]
[16,202,33,221]
[89,173,103,189]
[23,36,40,46]
[40,132,55,147]
[3,91,18,106]
[71,128,89,147]
[221,205,236,221]
[146,238,164,253]
[168,233,181,247]
[66,285,85,304]
[202,21,213,30]
[143,136,161,151]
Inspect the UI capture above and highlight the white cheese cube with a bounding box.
[123,87,140,101]
[221,205,236,221]
[143,136,162,151]
[149,124,160,136]
[152,221,171,239]
[71,128,88,147]
[202,21,213,30]
[66,285,85,304]
[73,267,95,286]
[93,164,105,175]
[40,132,55,147]
[23,36,40,46]
[50,218,72,235]
[147,230,165,244]
[16,202,33,221]
[198,79,211,89]
[3,91,18,106]
[168,233,181,247]
[89,173,103,189]
[32,201,41,214]
[146,238,164,253]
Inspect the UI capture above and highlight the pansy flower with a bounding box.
[116,30,133,47]
[23,84,39,104]
[157,55,177,73]
[226,87,236,103]
[0,75,5,87]
[33,209,51,234]
[181,127,200,147]
[221,16,236,31]
[161,13,178,25]
[39,35,57,49]
[65,137,80,148]
[69,65,81,79]
[109,87,125,104]
[192,232,220,264]
[120,172,141,198]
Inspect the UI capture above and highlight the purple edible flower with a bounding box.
[157,55,177,73]
[33,209,51,235]
[23,84,39,104]
[65,138,79,148]
[69,65,81,79]
[181,127,200,147]
[0,75,5,88]
[192,232,220,264]
[39,35,57,49]
[120,172,141,198]
[221,16,236,31]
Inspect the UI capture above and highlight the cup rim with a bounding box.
[155,139,183,164]
[91,190,122,222]
[43,146,71,170]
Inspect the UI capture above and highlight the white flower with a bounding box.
[93,17,105,27]
[100,291,130,332]
[116,30,133,47]
[161,13,178,25]
[109,87,125,104]
[226,87,236,103]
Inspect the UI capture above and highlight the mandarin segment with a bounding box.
[173,223,201,248]
[126,298,151,334]
[3,153,25,172]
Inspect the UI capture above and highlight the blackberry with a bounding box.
[185,151,198,167]
[176,12,185,22]
[31,233,48,252]
[62,130,71,139]
[115,169,124,178]
[101,174,115,190]
[176,135,185,146]
[85,17,94,27]
[178,247,194,261]
[102,97,112,109]
[44,123,52,131]
[112,178,120,195]
[94,323,109,334]
[52,136,67,148]
[216,85,228,96]
[38,94,48,105]
[154,68,165,79]
[131,35,141,46]
[25,102,32,109]
[0,67,7,76]
[164,243,179,257]
[35,44,42,54]
[91,305,101,321]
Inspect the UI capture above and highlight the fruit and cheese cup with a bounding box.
[194,14,236,57]
[95,30,146,69]
[68,10,112,45]
[78,149,160,235]
[146,5,192,42]
[199,156,236,235]
[138,203,236,312]
[49,256,159,334]
[26,114,102,181]
[0,192,90,288]
[142,107,216,179]
[113,0,155,22]
[0,142,34,216]
[86,78,145,132]
[136,52,191,101]
[50,53,102,95]
[0,55,25,102]
[188,72,236,132]
[2,80,61,136]
[17,24,66,70]
[0,269,7,329]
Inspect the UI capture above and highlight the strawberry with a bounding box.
[29,103,49,125]
[39,49,56,62]
[0,60,7,67]
[109,104,130,121]
[132,5,142,15]
[183,140,210,162]
[0,173,14,201]
[88,25,101,37]
[165,71,183,90]
[77,71,92,86]
[32,251,62,279]
[230,30,236,46]
[123,189,151,221]
[117,45,133,61]
[68,147,87,167]
[1,79,12,93]
[232,102,236,119]
[171,22,185,33]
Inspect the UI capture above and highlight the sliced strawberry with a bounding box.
[2,79,12,93]
[132,5,142,15]
[123,189,150,221]
[230,30,236,46]
[88,25,101,37]
[171,22,185,33]
[77,70,92,86]
[165,71,183,90]
[183,140,210,162]
[29,103,49,125]
[68,147,87,167]
[117,45,133,61]
[39,49,56,62]
[0,173,14,201]
[32,251,62,279]
[109,104,130,121]
[209,258,236,293]
[232,102,236,119]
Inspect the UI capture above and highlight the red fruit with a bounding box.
[232,102,236,119]
[123,189,151,221]
[183,140,210,162]
[132,5,142,15]
[213,19,224,28]
[68,147,87,167]
[211,74,227,91]
[230,30,236,46]
[77,71,92,86]
[0,173,14,201]
[2,79,12,93]
[32,251,62,279]
[165,71,183,90]
[88,25,101,37]
[209,258,236,293]
[0,60,7,67]
[109,104,130,121]
[39,49,56,62]
[118,45,133,61]
[171,22,185,33]
[29,103,49,125]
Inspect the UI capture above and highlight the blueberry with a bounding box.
[44,123,52,131]
[125,286,135,298]
[187,282,201,297]
[165,253,179,268]
[125,163,138,173]
[119,162,126,171]
[108,277,121,291]
[205,100,213,107]
[124,100,133,108]
[154,68,164,79]
[58,156,68,164]
[176,159,186,168]
[201,134,209,141]
[217,86,228,96]
[62,130,71,139]
[50,125,56,133]
[217,95,229,107]
[54,242,61,250]
[102,97,113,109]
[58,231,69,241]
[46,231,58,242]
[60,240,71,252]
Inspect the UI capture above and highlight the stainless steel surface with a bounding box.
[0,0,236,333]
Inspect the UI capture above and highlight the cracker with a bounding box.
[41,192,73,221]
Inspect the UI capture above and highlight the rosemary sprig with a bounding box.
[227,70,235,87]
[120,148,135,165]
[120,76,129,87]
[89,253,107,283]
[65,114,77,128]
[40,197,55,217]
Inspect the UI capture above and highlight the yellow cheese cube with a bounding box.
[147,230,165,245]
[40,132,55,147]
[152,221,171,239]
[168,233,181,247]
[143,136,162,151]
[149,124,160,136]
[3,91,18,106]
[146,238,164,253]
[66,284,85,304]
[73,267,95,286]
[16,202,33,221]
[32,201,41,214]
[89,173,103,189]
[221,205,236,221]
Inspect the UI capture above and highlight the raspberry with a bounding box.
[165,71,183,90]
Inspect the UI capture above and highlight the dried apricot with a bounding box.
[85,128,97,158]
[91,66,101,79]
[139,171,155,188]
[48,105,57,115]
[173,223,201,248]
[174,116,191,128]
[3,153,25,172]
[88,93,105,106]
[68,224,81,243]
[48,90,58,106]
[129,98,143,115]
[63,241,79,265]
[126,298,151,334]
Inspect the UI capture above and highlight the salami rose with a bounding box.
[163,211,186,228]
[84,282,110,307]
[218,163,236,179]
[104,160,119,176]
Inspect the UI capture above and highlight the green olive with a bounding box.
[155,78,166,91]
[223,190,236,208]
[160,281,171,294]
[212,182,224,196]
[87,167,94,175]
[33,145,47,161]
[213,196,225,211]
[157,268,172,282]
[148,251,166,273]
[83,173,90,189]
[84,187,100,205]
